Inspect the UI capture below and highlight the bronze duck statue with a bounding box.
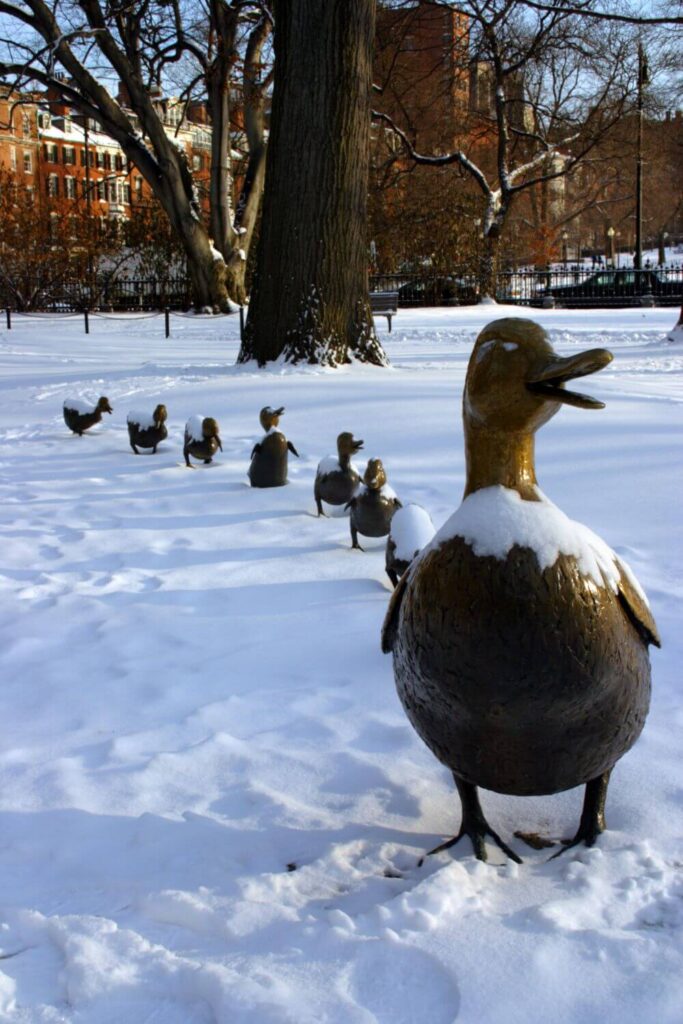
[183,415,222,467]
[314,432,364,515]
[346,458,402,550]
[63,396,112,435]
[249,406,299,488]
[127,404,168,454]
[382,318,660,863]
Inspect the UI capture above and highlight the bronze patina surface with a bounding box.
[128,404,168,454]
[183,416,222,467]
[314,432,364,515]
[249,406,300,487]
[63,396,113,435]
[382,317,660,862]
[347,458,401,550]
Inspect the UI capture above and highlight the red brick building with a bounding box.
[0,82,214,227]
[375,1,470,153]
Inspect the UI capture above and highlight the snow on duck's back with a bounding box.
[127,405,168,454]
[433,484,644,596]
[186,414,207,443]
[127,409,157,429]
[64,398,98,416]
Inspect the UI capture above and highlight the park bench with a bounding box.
[370,290,399,332]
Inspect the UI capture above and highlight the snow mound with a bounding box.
[390,503,436,560]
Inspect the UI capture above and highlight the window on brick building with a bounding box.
[22,113,31,136]
[46,174,59,197]
[124,183,131,204]
[44,143,58,162]
[9,146,16,171]
[37,112,50,130]
[97,179,105,200]
[96,151,105,169]
[64,176,76,199]
[192,153,202,171]
[134,176,143,197]
[63,146,76,165]
[49,213,58,239]
[23,151,31,173]
[114,153,123,171]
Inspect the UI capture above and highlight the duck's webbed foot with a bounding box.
[420,776,522,865]
[552,770,611,860]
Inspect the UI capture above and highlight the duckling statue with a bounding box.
[314,432,364,515]
[248,406,299,488]
[63,396,112,435]
[385,503,435,587]
[382,318,660,863]
[127,404,168,454]
[346,458,402,550]
[183,415,222,467]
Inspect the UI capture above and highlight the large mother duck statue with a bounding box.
[382,318,660,863]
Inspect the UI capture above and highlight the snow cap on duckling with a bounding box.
[183,415,222,467]
[63,395,113,435]
[385,503,435,588]
[127,404,168,454]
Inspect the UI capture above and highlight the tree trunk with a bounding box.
[239,0,387,366]
[154,155,229,311]
[479,217,503,301]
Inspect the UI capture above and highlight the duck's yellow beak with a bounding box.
[526,348,613,409]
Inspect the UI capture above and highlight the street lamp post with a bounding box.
[607,226,615,267]
[635,43,648,271]
[561,230,569,266]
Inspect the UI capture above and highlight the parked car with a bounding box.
[547,268,682,305]
[397,276,478,306]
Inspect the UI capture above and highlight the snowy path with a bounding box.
[0,307,680,1022]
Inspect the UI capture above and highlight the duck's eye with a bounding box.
[474,339,497,363]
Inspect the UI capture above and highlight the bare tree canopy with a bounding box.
[518,0,683,26]
[0,1,272,309]
[372,0,679,293]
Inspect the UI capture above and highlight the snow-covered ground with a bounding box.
[0,305,681,1023]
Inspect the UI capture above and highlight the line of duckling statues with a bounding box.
[63,397,429,584]
[63,316,661,864]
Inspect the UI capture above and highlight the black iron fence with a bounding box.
[0,274,193,312]
[0,266,681,314]
[370,265,683,308]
